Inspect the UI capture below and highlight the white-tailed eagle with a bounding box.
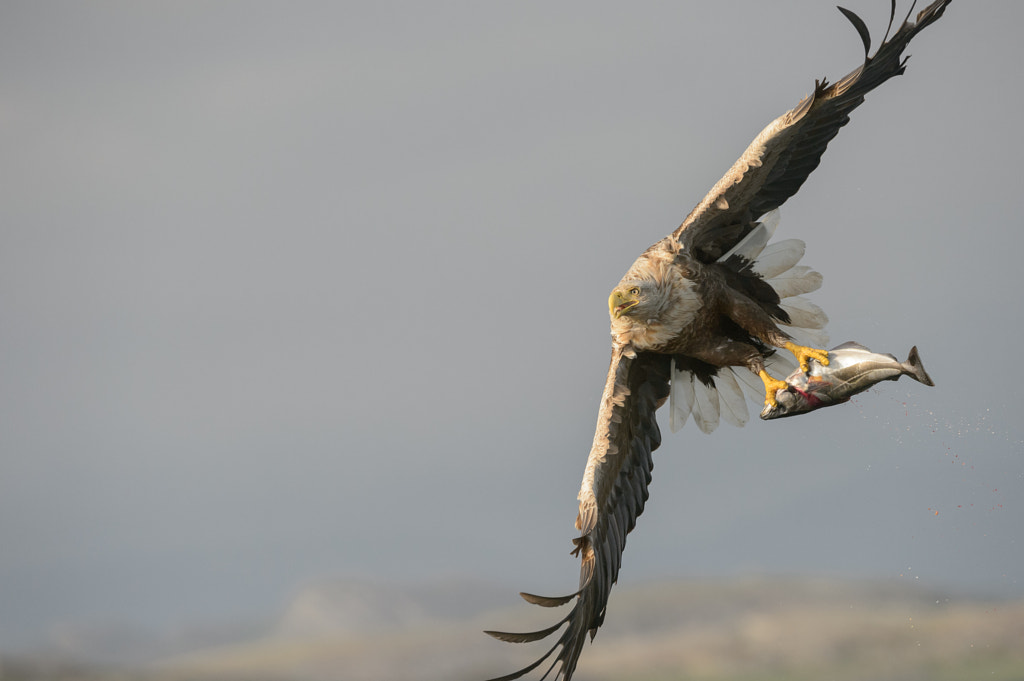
[485,2,950,680]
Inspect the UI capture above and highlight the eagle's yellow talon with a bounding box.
[784,341,829,373]
[758,369,789,407]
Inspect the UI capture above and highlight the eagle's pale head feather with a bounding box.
[608,250,701,350]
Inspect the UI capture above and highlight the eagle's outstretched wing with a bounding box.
[484,2,950,680]
[673,0,951,262]
[485,345,670,681]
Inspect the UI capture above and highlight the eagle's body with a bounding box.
[612,244,792,363]
[485,3,951,680]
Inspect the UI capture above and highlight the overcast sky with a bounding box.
[2,0,1023,655]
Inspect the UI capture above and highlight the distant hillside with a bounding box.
[4,576,1023,681]
[273,576,511,637]
[160,576,1024,681]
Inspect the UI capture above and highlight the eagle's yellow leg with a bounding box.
[783,341,829,373]
[758,370,789,407]
[759,344,829,407]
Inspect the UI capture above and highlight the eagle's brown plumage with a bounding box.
[485,2,951,679]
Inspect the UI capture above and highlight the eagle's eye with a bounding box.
[629,287,640,296]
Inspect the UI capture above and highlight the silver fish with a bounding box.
[760,341,934,420]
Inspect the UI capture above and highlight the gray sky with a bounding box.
[2,1,1023,654]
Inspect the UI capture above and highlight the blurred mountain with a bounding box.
[3,576,1023,681]
[273,576,511,638]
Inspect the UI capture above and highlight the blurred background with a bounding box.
[2,2,1022,679]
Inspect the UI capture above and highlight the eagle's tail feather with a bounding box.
[716,369,750,427]
[668,358,696,433]
[731,365,767,403]
[691,377,720,434]
[779,296,829,330]
[719,208,780,262]
[753,238,806,279]
[767,264,823,298]
[779,324,830,349]
[669,360,756,433]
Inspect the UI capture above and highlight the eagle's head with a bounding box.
[607,277,676,349]
[608,281,660,321]
[607,251,701,349]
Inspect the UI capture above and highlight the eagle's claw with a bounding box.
[784,341,829,373]
[758,370,790,408]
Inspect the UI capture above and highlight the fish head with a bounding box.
[759,387,808,420]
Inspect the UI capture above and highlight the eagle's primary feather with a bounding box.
[485,2,950,679]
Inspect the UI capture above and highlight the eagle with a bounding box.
[484,2,950,680]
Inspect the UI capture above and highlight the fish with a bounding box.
[760,341,935,420]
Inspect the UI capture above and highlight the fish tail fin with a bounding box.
[903,346,935,387]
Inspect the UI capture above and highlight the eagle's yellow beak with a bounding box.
[609,288,638,319]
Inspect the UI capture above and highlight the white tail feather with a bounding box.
[718,208,781,263]
[780,296,829,329]
[758,208,781,239]
[780,324,830,349]
[669,359,695,433]
[731,366,766,403]
[692,379,720,434]
[670,351,806,432]
[715,370,749,427]
[754,239,805,278]
[767,265,823,298]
